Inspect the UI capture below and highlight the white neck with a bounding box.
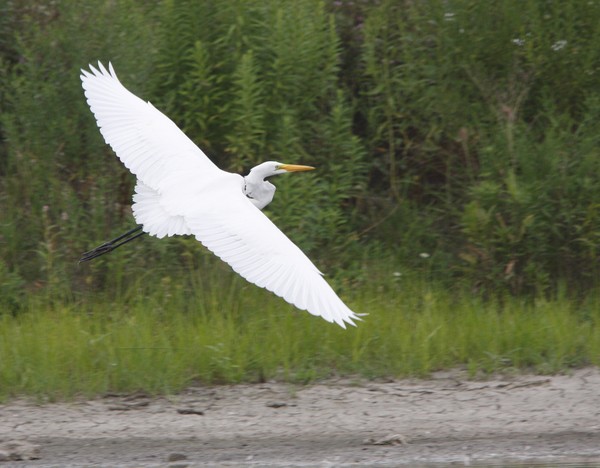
[243,168,277,210]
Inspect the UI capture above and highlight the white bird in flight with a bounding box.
[79,62,360,328]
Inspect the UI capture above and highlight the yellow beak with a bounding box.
[278,164,315,172]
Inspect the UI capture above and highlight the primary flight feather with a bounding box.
[80,62,360,328]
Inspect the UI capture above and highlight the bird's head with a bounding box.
[249,161,315,179]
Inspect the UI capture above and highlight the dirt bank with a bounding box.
[1,368,600,466]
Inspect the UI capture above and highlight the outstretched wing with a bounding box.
[81,62,360,328]
[184,182,360,328]
[81,62,221,192]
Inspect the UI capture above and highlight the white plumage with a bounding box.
[81,62,360,328]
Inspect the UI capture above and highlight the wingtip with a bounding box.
[80,60,121,88]
[98,61,109,76]
[339,309,366,329]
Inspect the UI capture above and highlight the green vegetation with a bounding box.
[1,271,598,400]
[0,1,599,398]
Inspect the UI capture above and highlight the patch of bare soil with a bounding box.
[1,368,600,467]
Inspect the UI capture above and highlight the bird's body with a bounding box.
[80,62,360,328]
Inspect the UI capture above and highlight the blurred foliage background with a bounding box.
[1,0,599,312]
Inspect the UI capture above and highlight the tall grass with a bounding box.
[1,268,598,401]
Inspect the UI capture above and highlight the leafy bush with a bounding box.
[358,0,600,292]
[0,1,158,299]
[0,0,599,307]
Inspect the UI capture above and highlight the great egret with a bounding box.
[79,62,360,328]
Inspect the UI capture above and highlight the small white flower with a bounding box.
[551,40,567,51]
[392,271,402,277]
[512,38,525,47]
[419,252,430,259]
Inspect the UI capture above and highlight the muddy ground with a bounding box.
[1,368,599,467]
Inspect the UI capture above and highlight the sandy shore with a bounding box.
[1,368,600,466]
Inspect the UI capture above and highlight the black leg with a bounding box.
[79,225,145,263]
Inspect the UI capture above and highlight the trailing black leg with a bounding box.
[79,225,145,263]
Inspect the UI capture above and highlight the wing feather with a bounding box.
[182,197,360,328]
[81,62,360,327]
[132,182,191,237]
[81,62,221,192]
